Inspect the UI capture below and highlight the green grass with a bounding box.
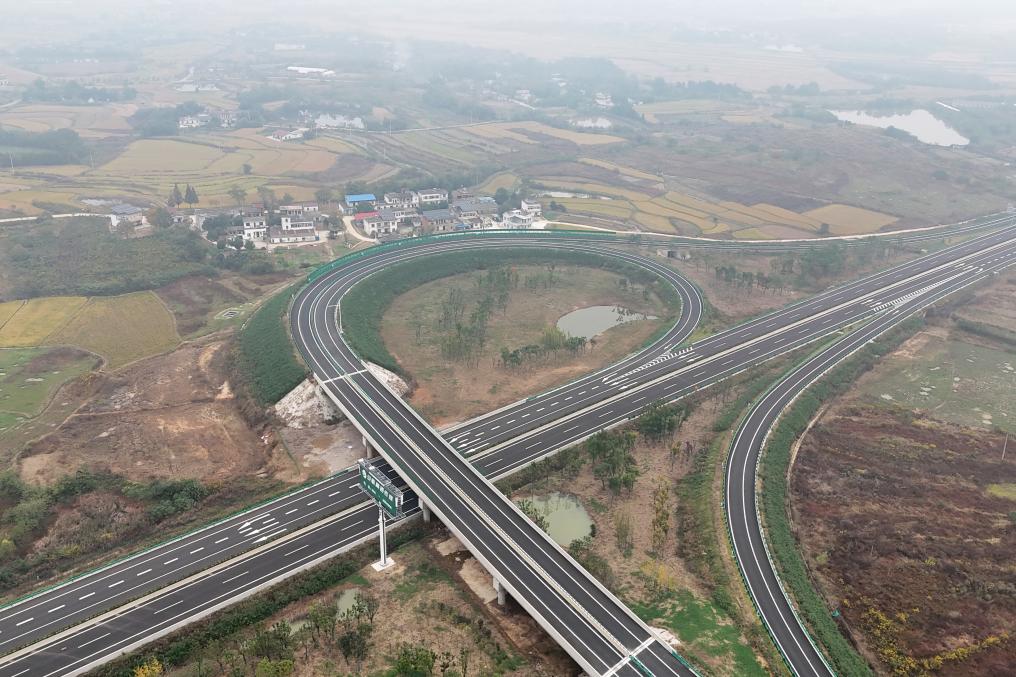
[0,347,97,416]
[233,285,307,405]
[632,590,767,676]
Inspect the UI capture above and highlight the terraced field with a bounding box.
[531,166,898,239]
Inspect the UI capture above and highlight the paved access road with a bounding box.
[2,219,1014,676]
[725,240,1016,676]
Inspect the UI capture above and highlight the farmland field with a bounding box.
[0,297,88,347]
[0,301,23,331]
[0,347,97,417]
[802,204,899,235]
[476,171,520,194]
[465,121,623,145]
[48,292,181,369]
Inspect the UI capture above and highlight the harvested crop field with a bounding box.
[802,204,898,235]
[48,291,180,369]
[0,296,88,347]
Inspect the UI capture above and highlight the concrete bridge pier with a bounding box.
[361,434,377,459]
[420,500,433,523]
[493,577,507,606]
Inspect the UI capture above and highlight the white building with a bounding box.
[521,200,542,217]
[383,191,420,209]
[269,216,318,243]
[361,212,399,237]
[416,188,448,206]
[242,215,267,241]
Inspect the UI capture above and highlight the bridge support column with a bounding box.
[362,434,376,459]
[421,500,432,523]
[493,577,507,606]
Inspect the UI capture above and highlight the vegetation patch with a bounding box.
[0,218,216,300]
[232,285,307,406]
[346,247,681,378]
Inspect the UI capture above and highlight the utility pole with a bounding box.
[1003,432,1009,461]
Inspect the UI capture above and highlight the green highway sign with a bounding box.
[358,459,404,519]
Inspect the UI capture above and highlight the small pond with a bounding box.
[557,305,656,339]
[335,587,362,613]
[828,109,969,147]
[526,492,593,547]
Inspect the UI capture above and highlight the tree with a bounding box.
[651,482,671,555]
[517,499,550,531]
[228,186,247,209]
[242,162,253,175]
[146,206,173,228]
[184,184,199,208]
[391,643,436,676]
[315,187,334,205]
[244,238,255,250]
[169,183,183,208]
[355,590,380,624]
[133,657,164,677]
[257,185,277,212]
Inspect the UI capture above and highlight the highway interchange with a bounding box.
[0,214,1014,676]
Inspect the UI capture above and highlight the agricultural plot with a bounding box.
[476,171,520,194]
[464,121,623,146]
[534,178,653,201]
[0,301,23,330]
[0,103,135,138]
[578,158,662,183]
[554,198,636,220]
[802,204,898,235]
[0,297,88,347]
[48,292,180,369]
[0,189,87,215]
[0,347,97,417]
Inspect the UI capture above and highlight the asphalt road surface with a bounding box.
[1,218,1014,676]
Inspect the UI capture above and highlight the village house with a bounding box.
[269,215,318,243]
[242,214,267,241]
[383,191,420,209]
[109,203,144,227]
[502,209,534,228]
[416,188,448,206]
[267,128,305,142]
[345,193,377,211]
[451,196,498,225]
[358,210,399,237]
[279,202,320,217]
[521,200,542,217]
[421,208,459,232]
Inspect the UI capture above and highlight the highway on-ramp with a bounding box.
[1,220,1014,676]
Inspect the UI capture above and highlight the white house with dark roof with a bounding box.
[417,188,448,206]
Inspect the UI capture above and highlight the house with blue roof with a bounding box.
[345,193,377,210]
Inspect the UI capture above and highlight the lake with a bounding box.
[557,305,655,339]
[829,109,969,147]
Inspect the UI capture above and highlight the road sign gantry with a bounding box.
[357,458,404,570]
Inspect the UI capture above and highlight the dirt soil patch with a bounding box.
[792,405,1015,675]
[18,336,268,484]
